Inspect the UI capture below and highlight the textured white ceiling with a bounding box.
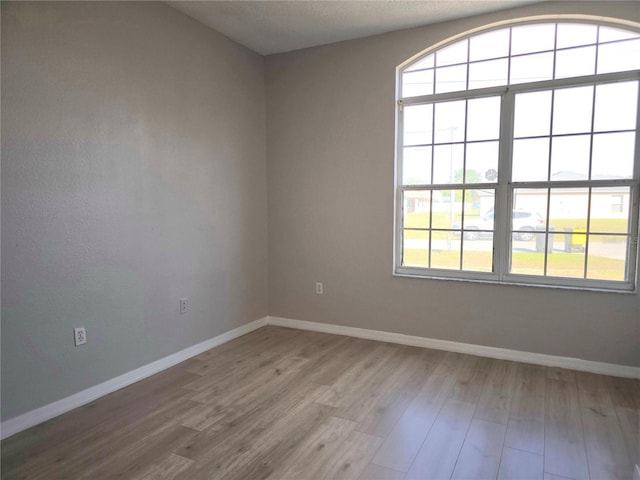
[166,1,539,55]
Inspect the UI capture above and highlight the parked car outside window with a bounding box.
[453,210,544,241]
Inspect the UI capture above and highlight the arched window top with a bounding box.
[401,22,640,98]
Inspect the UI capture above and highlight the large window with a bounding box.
[395,21,640,291]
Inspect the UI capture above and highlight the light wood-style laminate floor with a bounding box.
[2,326,638,480]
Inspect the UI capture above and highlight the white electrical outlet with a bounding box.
[316,282,323,294]
[180,298,188,314]
[74,327,87,346]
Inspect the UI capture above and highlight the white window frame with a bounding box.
[394,20,640,293]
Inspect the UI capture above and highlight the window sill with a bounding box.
[393,268,636,294]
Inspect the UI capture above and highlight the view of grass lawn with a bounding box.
[512,251,625,280]
[403,248,625,280]
[403,207,628,280]
[404,211,627,233]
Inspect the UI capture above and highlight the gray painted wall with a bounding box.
[1,2,268,420]
[265,1,640,367]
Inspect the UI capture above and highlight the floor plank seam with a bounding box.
[576,382,593,480]
[3,326,638,480]
[405,381,456,475]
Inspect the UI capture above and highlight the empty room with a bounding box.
[1,1,639,479]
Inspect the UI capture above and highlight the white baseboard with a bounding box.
[0,317,268,440]
[267,316,640,379]
[3,314,638,440]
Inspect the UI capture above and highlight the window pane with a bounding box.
[404,104,433,146]
[548,188,589,232]
[435,64,467,94]
[591,132,635,180]
[554,46,596,79]
[467,96,500,141]
[462,190,495,231]
[598,26,640,43]
[510,196,548,276]
[434,101,465,144]
[586,235,628,281]
[436,40,468,66]
[597,38,640,74]
[431,190,462,229]
[469,28,510,61]
[433,144,464,184]
[462,232,494,271]
[402,69,434,97]
[405,54,435,72]
[511,24,556,55]
[550,135,590,181]
[511,246,545,276]
[430,231,461,270]
[514,91,552,138]
[512,138,550,182]
[465,141,499,183]
[590,187,630,233]
[510,188,552,277]
[403,147,432,185]
[403,191,431,228]
[512,188,548,232]
[510,52,554,84]
[547,248,586,278]
[552,86,593,135]
[478,190,495,221]
[593,81,638,132]
[468,58,508,89]
[557,23,598,49]
[403,230,429,268]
